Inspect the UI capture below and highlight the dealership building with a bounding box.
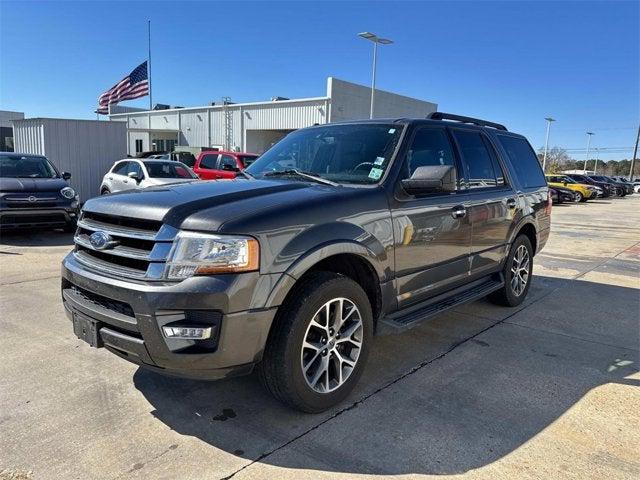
[109,77,438,155]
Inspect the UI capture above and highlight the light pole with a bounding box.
[358,32,393,119]
[542,117,555,172]
[593,147,599,174]
[583,131,594,173]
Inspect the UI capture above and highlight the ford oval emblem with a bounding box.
[28,196,37,202]
[89,231,114,250]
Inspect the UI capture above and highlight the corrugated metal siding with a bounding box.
[150,112,179,130]
[14,119,127,202]
[13,119,45,155]
[243,100,327,130]
[179,110,209,146]
[128,114,149,129]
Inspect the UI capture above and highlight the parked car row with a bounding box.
[545,173,634,205]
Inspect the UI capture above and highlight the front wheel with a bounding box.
[488,235,533,307]
[258,272,373,413]
[573,191,583,202]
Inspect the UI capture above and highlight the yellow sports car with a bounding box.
[545,174,595,202]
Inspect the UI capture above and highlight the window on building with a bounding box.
[453,130,502,189]
[135,139,143,154]
[165,139,177,152]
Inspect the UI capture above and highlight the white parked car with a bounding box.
[100,159,198,195]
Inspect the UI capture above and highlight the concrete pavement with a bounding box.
[1,196,638,480]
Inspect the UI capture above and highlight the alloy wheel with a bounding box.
[300,298,363,393]
[510,245,530,296]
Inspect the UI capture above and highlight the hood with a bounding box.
[0,177,68,193]
[82,178,333,228]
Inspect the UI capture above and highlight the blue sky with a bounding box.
[1,0,638,160]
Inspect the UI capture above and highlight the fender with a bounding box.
[262,240,387,309]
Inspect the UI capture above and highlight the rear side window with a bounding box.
[453,130,503,189]
[199,154,218,169]
[112,162,129,175]
[497,135,546,188]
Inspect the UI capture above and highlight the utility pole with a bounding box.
[630,124,639,182]
[582,132,594,173]
[542,117,555,172]
[593,148,599,174]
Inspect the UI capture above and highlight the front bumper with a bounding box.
[0,206,78,228]
[61,252,277,380]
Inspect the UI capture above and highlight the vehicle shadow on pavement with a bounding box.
[133,277,639,476]
[0,229,74,247]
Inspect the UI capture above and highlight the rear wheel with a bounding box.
[488,235,533,307]
[258,272,373,413]
[101,188,110,195]
[573,191,583,202]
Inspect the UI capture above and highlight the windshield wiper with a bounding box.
[263,169,338,186]
[238,170,254,179]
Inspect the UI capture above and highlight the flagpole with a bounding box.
[148,20,152,111]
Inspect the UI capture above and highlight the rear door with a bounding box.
[194,153,220,179]
[217,154,240,179]
[451,129,515,278]
[391,125,473,308]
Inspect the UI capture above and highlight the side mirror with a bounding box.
[401,165,457,196]
[62,172,72,180]
[128,171,143,183]
[221,163,240,172]
[563,181,567,186]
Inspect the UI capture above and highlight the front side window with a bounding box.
[0,155,58,178]
[199,154,218,170]
[246,123,404,184]
[238,155,258,167]
[219,155,238,170]
[127,162,143,177]
[143,161,196,179]
[453,130,500,189]
[404,128,456,178]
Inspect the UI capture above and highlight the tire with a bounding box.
[573,191,583,202]
[258,271,373,413]
[101,188,110,195]
[488,235,533,307]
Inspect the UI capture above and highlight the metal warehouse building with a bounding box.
[12,118,127,201]
[110,77,437,155]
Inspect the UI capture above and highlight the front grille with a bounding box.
[73,211,177,280]
[65,282,135,318]
[1,214,67,226]
[6,202,58,208]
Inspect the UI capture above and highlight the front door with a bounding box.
[391,126,473,308]
[450,129,515,277]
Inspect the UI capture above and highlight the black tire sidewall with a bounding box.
[284,276,373,412]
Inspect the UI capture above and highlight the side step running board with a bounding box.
[379,275,504,334]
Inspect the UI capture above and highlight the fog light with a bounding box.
[162,326,212,339]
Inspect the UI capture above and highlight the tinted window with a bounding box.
[238,155,258,167]
[199,154,218,169]
[112,162,129,175]
[404,128,456,180]
[453,131,499,189]
[219,154,238,170]
[497,135,546,188]
[0,155,58,178]
[175,152,196,167]
[143,161,195,178]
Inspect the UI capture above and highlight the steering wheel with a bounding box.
[351,162,374,173]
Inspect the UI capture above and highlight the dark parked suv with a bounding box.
[0,152,79,231]
[61,113,550,412]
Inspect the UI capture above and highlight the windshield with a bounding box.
[0,155,58,178]
[143,161,196,179]
[561,176,578,184]
[245,123,404,184]
[590,175,608,182]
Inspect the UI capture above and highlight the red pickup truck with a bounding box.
[192,151,259,180]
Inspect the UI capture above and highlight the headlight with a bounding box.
[165,231,259,279]
[61,187,76,199]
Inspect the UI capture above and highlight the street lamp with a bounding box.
[583,132,595,173]
[542,117,555,173]
[358,32,394,119]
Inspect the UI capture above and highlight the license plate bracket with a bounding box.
[73,312,103,348]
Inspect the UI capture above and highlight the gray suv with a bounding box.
[61,113,550,412]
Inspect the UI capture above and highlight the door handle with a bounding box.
[506,198,517,209]
[108,176,113,180]
[451,205,467,219]
[123,180,128,184]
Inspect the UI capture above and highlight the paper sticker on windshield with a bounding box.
[368,167,384,180]
[388,128,396,134]
[374,156,385,166]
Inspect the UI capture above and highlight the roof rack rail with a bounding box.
[427,112,508,131]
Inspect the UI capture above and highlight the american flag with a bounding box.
[97,61,149,114]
